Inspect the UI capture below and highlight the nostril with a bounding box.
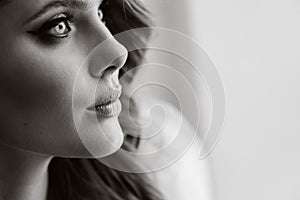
[101,65,118,78]
[106,65,118,73]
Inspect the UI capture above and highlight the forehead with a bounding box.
[1,0,94,13]
[1,0,91,6]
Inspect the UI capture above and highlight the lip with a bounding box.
[87,86,122,117]
[92,99,122,117]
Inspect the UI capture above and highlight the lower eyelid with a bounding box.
[32,19,72,37]
[38,31,73,45]
[27,25,73,45]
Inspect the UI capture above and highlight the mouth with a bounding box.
[87,87,122,118]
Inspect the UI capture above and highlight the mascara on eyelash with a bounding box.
[27,13,74,35]
[27,6,106,37]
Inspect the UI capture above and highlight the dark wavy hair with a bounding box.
[47,0,163,199]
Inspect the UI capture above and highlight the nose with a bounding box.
[87,25,128,79]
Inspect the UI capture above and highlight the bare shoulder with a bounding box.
[136,97,214,200]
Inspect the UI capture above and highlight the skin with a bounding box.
[0,0,128,199]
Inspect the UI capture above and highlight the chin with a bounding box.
[73,111,125,158]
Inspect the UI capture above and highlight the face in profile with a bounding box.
[0,0,128,158]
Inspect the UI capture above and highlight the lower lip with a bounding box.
[94,99,122,118]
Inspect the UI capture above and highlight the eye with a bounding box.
[29,13,73,39]
[48,20,71,38]
[98,7,106,24]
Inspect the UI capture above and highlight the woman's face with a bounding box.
[0,0,128,157]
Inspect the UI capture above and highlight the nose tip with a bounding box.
[88,38,128,78]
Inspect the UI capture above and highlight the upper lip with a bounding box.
[87,85,122,111]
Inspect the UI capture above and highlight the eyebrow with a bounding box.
[25,0,89,23]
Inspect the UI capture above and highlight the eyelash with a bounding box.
[42,13,73,38]
[30,7,106,41]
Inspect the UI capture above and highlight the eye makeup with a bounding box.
[28,13,74,37]
[26,0,107,44]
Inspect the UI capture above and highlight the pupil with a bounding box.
[58,23,64,31]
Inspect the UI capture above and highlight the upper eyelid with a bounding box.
[24,0,104,26]
[27,14,72,35]
[27,0,105,35]
[24,0,89,25]
[25,0,104,27]
[41,16,71,30]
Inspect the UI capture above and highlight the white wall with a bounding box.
[186,0,300,199]
[143,0,300,199]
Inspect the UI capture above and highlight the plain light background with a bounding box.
[141,0,300,199]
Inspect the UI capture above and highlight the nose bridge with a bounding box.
[87,25,128,78]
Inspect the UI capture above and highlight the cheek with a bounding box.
[0,41,89,156]
[0,47,75,114]
[0,38,124,157]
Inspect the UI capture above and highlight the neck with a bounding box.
[0,143,52,200]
